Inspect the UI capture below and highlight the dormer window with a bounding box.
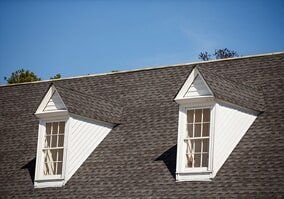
[34,84,122,188]
[175,67,261,181]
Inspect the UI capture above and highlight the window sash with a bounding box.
[184,108,211,169]
[42,121,66,176]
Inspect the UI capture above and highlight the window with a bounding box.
[184,108,210,169]
[43,121,65,176]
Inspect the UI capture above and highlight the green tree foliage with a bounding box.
[50,73,61,80]
[199,48,239,61]
[4,69,41,84]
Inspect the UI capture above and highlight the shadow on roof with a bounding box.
[155,145,177,180]
[21,157,36,184]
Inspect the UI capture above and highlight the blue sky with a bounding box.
[0,0,283,84]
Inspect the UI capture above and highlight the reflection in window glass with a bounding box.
[185,108,210,168]
[43,122,65,175]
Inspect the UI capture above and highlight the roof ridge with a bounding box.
[1,51,283,88]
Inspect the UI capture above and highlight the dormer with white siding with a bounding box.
[174,67,263,181]
[34,84,122,188]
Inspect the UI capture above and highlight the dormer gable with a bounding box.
[175,67,214,105]
[43,90,66,112]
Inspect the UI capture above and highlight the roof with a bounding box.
[53,84,123,124]
[0,52,284,197]
[197,66,265,112]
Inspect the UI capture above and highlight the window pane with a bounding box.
[52,122,59,134]
[57,149,64,161]
[195,109,202,123]
[186,153,193,168]
[202,154,208,167]
[194,154,201,167]
[44,136,51,148]
[44,149,57,162]
[203,109,210,122]
[194,139,202,153]
[203,139,209,153]
[46,123,52,135]
[187,124,193,138]
[195,124,201,137]
[187,110,194,123]
[57,162,63,175]
[51,135,58,147]
[203,123,210,137]
[59,122,65,134]
[58,135,64,147]
[44,162,56,175]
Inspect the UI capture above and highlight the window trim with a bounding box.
[35,116,70,182]
[176,102,216,179]
[181,106,215,173]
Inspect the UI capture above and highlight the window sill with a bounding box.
[176,171,213,181]
[34,178,65,188]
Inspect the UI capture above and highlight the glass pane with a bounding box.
[194,154,201,167]
[187,124,193,138]
[186,154,193,168]
[194,139,202,153]
[58,135,64,147]
[44,136,51,148]
[59,122,65,134]
[52,122,59,134]
[57,162,63,175]
[46,123,52,135]
[187,110,194,123]
[203,109,210,122]
[57,149,64,161]
[195,109,202,123]
[195,124,201,137]
[203,123,210,137]
[44,149,57,162]
[51,135,58,147]
[203,139,209,152]
[202,153,208,167]
[44,162,56,175]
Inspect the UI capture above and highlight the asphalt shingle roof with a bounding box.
[0,53,284,198]
[54,84,123,124]
[197,66,265,112]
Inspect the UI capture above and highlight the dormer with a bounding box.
[34,84,122,188]
[175,67,264,181]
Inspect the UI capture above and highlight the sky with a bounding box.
[0,0,283,84]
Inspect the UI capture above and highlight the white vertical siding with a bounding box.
[65,115,112,181]
[43,91,66,111]
[184,75,211,97]
[212,103,257,177]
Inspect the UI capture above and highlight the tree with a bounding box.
[50,73,61,80]
[198,48,239,61]
[4,69,41,84]
[198,52,211,61]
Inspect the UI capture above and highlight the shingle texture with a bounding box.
[54,84,123,124]
[197,66,265,112]
[0,53,284,198]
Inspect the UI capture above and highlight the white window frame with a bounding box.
[176,101,216,180]
[181,105,215,173]
[34,115,70,183]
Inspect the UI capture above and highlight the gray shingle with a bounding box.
[197,66,265,112]
[54,84,123,124]
[0,53,284,198]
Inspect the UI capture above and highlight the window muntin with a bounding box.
[185,108,210,168]
[43,122,65,176]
